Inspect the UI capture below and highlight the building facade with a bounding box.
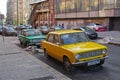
[29,0,55,28]
[0,13,5,25]
[25,0,41,24]
[7,0,26,25]
[7,0,17,24]
[54,0,120,30]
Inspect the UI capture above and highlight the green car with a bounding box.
[18,29,46,47]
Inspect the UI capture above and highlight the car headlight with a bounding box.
[75,54,81,60]
[102,49,107,54]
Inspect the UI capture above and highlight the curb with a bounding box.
[109,42,120,46]
[19,46,72,80]
[98,36,120,46]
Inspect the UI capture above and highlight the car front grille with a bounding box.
[32,39,44,43]
[80,50,103,58]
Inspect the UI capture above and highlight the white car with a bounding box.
[86,23,106,31]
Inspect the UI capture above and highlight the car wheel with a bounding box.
[63,57,72,72]
[23,42,28,47]
[43,49,49,59]
[25,42,29,47]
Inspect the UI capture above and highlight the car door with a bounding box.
[45,34,54,56]
[50,34,62,60]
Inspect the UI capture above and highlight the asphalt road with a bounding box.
[6,36,120,80]
[31,44,120,80]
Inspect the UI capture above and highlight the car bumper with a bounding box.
[29,42,41,46]
[72,56,108,66]
[88,34,98,39]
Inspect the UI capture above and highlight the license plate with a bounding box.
[88,60,100,66]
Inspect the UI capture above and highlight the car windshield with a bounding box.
[7,27,15,32]
[80,27,93,31]
[55,26,62,30]
[41,26,48,29]
[26,29,42,36]
[61,32,89,45]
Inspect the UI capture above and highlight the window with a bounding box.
[115,0,120,8]
[47,34,53,43]
[54,35,59,44]
[99,0,115,10]
[76,0,89,12]
[90,0,98,11]
[66,0,77,13]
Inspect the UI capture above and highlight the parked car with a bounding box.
[4,27,17,36]
[86,23,107,31]
[50,26,64,31]
[73,26,98,39]
[19,25,26,30]
[25,25,32,29]
[42,30,108,71]
[39,26,49,34]
[18,29,46,47]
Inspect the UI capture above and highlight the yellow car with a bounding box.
[42,30,108,71]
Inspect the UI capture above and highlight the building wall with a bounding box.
[54,0,120,30]
[29,0,55,28]
[25,0,41,24]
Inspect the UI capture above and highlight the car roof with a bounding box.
[49,30,83,35]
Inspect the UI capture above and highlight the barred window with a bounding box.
[66,0,76,13]
[90,0,98,11]
[99,0,115,10]
[76,0,89,12]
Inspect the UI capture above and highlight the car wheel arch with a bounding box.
[63,55,70,63]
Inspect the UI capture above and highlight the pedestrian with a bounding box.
[62,24,64,28]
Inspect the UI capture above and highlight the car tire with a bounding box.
[43,49,49,59]
[63,57,72,72]
[24,42,29,47]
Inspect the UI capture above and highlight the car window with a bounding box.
[47,34,54,43]
[25,29,42,36]
[23,31,26,36]
[54,35,59,44]
[7,27,15,32]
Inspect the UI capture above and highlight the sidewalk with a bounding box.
[0,36,71,80]
[97,31,120,45]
